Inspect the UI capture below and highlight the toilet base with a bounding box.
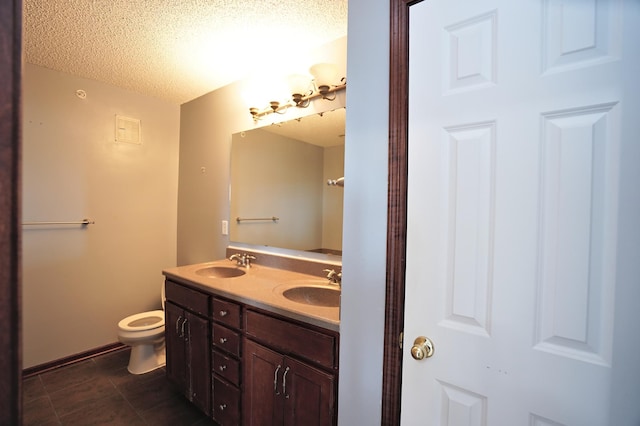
[127,341,166,375]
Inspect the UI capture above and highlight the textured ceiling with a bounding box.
[24,0,348,104]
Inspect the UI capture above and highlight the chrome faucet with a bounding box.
[229,252,256,268]
[323,269,342,286]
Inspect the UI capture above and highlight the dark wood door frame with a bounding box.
[382,0,421,424]
[0,0,22,424]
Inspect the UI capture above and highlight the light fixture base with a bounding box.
[248,69,346,120]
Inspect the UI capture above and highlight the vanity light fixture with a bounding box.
[249,63,346,120]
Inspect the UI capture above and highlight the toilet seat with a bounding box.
[118,310,165,332]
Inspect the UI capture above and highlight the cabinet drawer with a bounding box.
[212,323,241,356]
[212,350,240,386]
[213,376,240,426]
[211,297,242,329]
[165,280,209,316]
[245,310,337,369]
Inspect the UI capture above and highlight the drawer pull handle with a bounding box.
[282,366,290,399]
[219,310,228,317]
[176,315,182,337]
[219,337,227,344]
[273,364,282,395]
[219,365,227,371]
[181,319,189,341]
[219,404,227,411]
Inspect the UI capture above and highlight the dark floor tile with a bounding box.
[101,365,137,388]
[40,359,98,393]
[119,372,181,413]
[23,395,60,425]
[57,393,145,426]
[138,394,212,426]
[24,349,213,426]
[191,417,217,426]
[116,368,168,388]
[107,363,166,388]
[23,375,48,403]
[92,348,131,374]
[94,359,134,386]
[49,375,120,418]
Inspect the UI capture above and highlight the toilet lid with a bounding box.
[118,310,165,332]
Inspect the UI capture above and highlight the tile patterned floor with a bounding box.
[23,348,214,425]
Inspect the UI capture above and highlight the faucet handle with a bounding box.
[323,269,341,285]
[244,254,256,268]
[229,252,256,268]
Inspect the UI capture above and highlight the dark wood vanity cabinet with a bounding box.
[164,281,211,416]
[165,279,339,425]
[243,310,338,426]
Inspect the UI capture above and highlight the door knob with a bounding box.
[410,336,434,360]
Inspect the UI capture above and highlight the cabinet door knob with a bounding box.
[219,404,227,411]
[219,364,227,371]
[219,310,228,317]
[219,337,227,344]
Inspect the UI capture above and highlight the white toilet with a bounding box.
[117,286,166,374]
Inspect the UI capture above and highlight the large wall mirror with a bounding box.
[230,108,344,258]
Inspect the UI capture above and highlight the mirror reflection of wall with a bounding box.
[230,108,344,255]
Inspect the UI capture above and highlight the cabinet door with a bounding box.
[283,356,336,426]
[243,339,284,426]
[185,311,211,416]
[165,302,187,390]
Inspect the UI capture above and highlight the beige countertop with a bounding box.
[162,259,340,332]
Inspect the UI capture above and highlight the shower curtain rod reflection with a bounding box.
[236,216,279,223]
[327,177,344,187]
[22,219,95,226]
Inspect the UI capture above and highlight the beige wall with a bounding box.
[177,37,347,265]
[338,0,389,423]
[22,64,180,368]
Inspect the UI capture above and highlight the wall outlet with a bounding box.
[221,220,229,235]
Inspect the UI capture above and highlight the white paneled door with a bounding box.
[401,0,639,425]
